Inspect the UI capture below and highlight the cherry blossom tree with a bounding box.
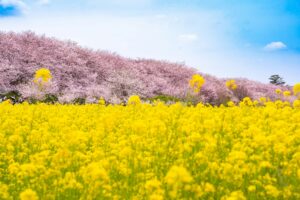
[0,31,291,104]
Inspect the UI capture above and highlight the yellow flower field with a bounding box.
[1,100,300,200]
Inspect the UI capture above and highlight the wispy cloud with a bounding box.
[263,41,287,51]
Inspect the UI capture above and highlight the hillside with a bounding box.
[0,31,287,104]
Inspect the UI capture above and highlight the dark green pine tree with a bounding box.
[269,75,286,86]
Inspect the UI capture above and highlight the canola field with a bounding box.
[1,100,300,200]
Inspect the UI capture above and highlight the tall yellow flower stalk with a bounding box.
[189,74,205,94]
[34,68,52,89]
[128,95,141,105]
[293,83,300,98]
[226,80,237,90]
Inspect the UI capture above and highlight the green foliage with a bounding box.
[43,94,58,104]
[27,97,39,104]
[269,74,285,86]
[73,97,86,105]
[147,95,182,104]
[0,91,23,104]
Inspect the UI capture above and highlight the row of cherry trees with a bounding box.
[0,31,289,104]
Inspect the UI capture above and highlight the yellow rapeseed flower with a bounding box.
[264,185,280,198]
[128,95,141,105]
[293,100,300,109]
[1,99,12,105]
[283,91,291,97]
[259,97,267,103]
[227,101,235,107]
[0,99,299,199]
[20,189,38,200]
[293,83,300,96]
[0,183,11,200]
[145,179,162,192]
[99,97,106,105]
[275,88,282,95]
[248,185,256,192]
[226,80,237,90]
[189,74,205,94]
[222,191,246,200]
[203,182,215,193]
[34,68,52,84]
[239,97,253,106]
[165,166,193,185]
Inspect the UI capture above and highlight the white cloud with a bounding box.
[178,34,198,42]
[264,41,287,51]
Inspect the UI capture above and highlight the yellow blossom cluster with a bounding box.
[98,97,106,105]
[189,74,205,94]
[275,88,282,95]
[1,98,300,199]
[294,83,300,97]
[226,80,238,90]
[275,83,300,99]
[33,68,52,86]
[127,95,141,105]
[283,91,291,97]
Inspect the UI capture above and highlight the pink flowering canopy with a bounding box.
[0,31,290,104]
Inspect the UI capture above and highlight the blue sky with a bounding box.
[1,0,300,84]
